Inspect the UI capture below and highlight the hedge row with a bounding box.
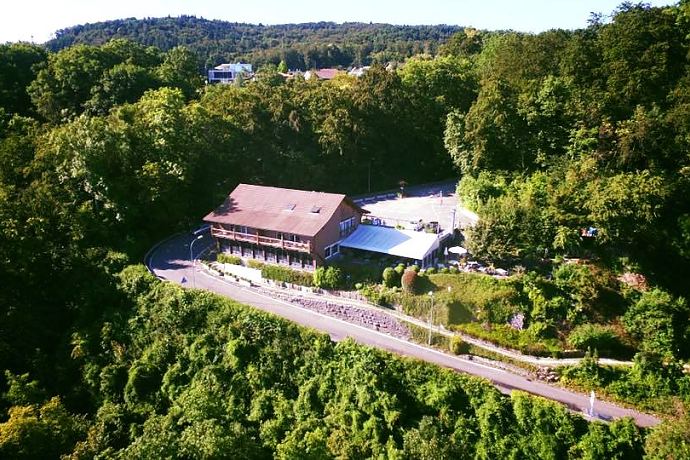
[217,253,242,265]
[259,263,313,287]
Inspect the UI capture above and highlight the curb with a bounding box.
[143,231,186,276]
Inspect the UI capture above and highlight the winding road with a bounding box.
[146,232,660,427]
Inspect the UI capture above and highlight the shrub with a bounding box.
[425,267,437,275]
[324,267,342,289]
[217,253,241,265]
[247,260,265,270]
[401,269,419,294]
[409,265,420,273]
[359,284,388,306]
[440,267,449,274]
[382,267,399,288]
[449,266,459,274]
[449,336,468,355]
[354,282,363,290]
[568,323,621,353]
[313,266,342,290]
[313,267,326,288]
[394,264,406,276]
[261,264,312,286]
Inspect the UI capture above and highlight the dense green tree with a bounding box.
[0,43,47,116]
[644,409,690,460]
[446,79,529,174]
[597,3,687,119]
[0,397,86,459]
[156,46,204,98]
[623,288,690,358]
[27,40,201,123]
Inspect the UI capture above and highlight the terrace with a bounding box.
[211,226,311,253]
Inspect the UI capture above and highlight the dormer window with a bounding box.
[284,203,296,211]
[310,206,321,214]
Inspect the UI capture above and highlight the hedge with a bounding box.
[217,253,242,265]
[247,260,265,270]
[261,264,313,286]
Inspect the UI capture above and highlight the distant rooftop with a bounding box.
[213,62,253,72]
[304,68,342,80]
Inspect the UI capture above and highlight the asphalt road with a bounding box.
[147,232,660,427]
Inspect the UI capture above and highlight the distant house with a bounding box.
[348,66,370,77]
[204,184,366,270]
[304,68,343,80]
[208,63,253,84]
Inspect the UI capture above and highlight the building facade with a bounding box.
[207,63,253,84]
[204,184,365,270]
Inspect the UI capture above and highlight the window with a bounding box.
[211,71,235,80]
[325,243,340,259]
[340,217,355,237]
[284,203,296,211]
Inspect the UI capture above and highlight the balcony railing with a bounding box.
[211,227,311,253]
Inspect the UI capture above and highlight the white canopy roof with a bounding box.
[340,225,440,261]
[448,246,468,255]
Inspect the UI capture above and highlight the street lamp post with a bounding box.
[428,291,434,345]
[190,234,204,288]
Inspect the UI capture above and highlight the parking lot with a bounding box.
[353,180,478,232]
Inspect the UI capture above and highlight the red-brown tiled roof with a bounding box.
[316,68,341,79]
[204,184,364,237]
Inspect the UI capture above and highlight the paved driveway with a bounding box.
[354,180,478,230]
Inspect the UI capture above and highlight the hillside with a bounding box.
[46,16,462,69]
[2,2,690,457]
[0,265,648,458]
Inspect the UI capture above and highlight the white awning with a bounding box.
[340,225,440,261]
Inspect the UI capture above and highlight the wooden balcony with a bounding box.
[211,227,311,253]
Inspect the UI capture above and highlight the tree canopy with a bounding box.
[1,2,690,457]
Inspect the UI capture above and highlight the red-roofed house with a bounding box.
[304,68,343,80]
[204,184,366,270]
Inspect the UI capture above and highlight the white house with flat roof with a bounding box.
[208,63,253,84]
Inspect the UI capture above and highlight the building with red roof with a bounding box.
[204,184,366,270]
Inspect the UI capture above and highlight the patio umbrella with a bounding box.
[448,246,467,255]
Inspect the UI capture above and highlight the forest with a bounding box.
[1,1,690,458]
[46,17,462,70]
